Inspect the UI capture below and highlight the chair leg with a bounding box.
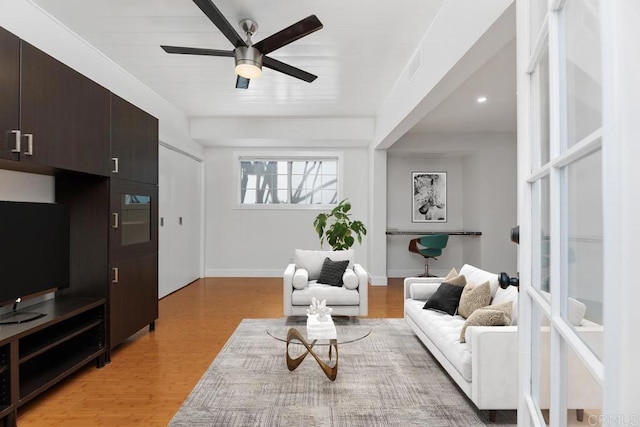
[424,257,437,277]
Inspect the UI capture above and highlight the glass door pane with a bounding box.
[531,304,551,425]
[565,149,603,358]
[121,194,151,246]
[563,0,602,148]
[566,348,603,424]
[530,0,548,46]
[531,49,551,170]
[532,177,551,293]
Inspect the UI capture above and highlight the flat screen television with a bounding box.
[0,201,70,323]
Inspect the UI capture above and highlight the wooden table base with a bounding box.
[285,328,338,381]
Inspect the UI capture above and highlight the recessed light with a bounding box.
[477,96,488,103]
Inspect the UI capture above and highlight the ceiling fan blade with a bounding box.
[236,76,250,89]
[263,56,317,83]
[161,45,234,57]
[192,0,247,48]
[253,15,323,55]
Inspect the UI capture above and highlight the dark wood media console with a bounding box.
[0,297,106,426]
[1,23,158,425]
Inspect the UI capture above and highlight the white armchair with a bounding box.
[283,249,368,317]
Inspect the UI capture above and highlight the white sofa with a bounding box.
[284,249,368,317]
[404,264,602,420]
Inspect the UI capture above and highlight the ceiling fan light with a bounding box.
[235,46,263,79]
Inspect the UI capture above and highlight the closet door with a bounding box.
[158,146,175,298]
[175,151,201,288]
[158,146,201,298]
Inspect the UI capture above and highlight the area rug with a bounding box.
[169,318,517,426]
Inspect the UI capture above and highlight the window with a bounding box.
[237,156,340,207]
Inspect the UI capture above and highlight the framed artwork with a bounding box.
[412,172,447,223]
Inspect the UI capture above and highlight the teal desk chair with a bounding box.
[408,234,449,277]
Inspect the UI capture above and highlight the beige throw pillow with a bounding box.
[443,273,466,288]
[459,301,513,343]
[443,268,459,282]
[457,281,491,319]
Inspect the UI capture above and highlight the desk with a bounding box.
[385,230,482,236]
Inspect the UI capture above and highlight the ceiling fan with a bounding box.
[161,0,323,89]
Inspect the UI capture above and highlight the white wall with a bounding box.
[0,170,54,202]
[204,147,369,277]
[387,132,517,277]
[387,154,464,277]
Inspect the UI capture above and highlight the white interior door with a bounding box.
[158,145,174,298]
[158,145,202,298]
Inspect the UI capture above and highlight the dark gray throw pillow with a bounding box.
[317,257,349,286]
[423,282,465,315]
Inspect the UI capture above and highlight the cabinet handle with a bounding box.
[160,217,164,227]
[179,217,183,225]
[23,134,34,156]
[10,130,21,153]
[112,267,119,284]
[112,212,119,228]
[112,157,119,173]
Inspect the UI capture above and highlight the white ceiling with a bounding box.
[30,0,516,135]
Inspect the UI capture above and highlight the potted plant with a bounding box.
[313,199,367,250]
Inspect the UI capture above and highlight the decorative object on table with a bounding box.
[306,297,333,320]
[306,313,337,340]
[313,199,367,250]
[412,172,447,222]
[306,298,337,341]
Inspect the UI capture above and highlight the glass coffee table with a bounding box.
[267,318,371,381]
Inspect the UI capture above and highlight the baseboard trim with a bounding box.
[369,276,388,286]
[205,269,283,277]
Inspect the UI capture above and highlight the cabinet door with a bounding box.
[110,178,158,261]
[109,253,158,348]
[0,26,20,161]
[20,42,110,175]
[111,95,158,184]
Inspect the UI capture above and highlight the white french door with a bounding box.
[517,0,605,425]
[518,0,640,424]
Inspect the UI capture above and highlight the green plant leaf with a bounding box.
[312,198,366,250]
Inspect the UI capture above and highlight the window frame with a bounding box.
[233,151,344,210]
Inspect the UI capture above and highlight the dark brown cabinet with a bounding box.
[108,178,158,348]
[1,34,110,175]
[111,95,159,184]
[0,25,159,423]
[109,253,158,348]
[20,42,111,176]
[0,26,20,162]
[109,178,159,261]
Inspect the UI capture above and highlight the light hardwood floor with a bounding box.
[17,277,405,426]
